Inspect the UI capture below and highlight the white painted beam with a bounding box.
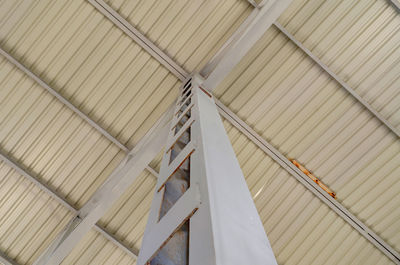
[256,0,272,8]
[0,151,76,213]
[246,0,270,9]
[0,150,139,259]
[273,22,400,138]
[246,0,259,8]
[0,48,127,152]
[93,226,139,260]
[388,0,400,12]
[0,46,163,259]
[201,0,294,91]
[33,105,173,265]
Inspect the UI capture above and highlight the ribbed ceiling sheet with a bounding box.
[104,0,253,73]
[0,161,74,264]
[279,0,400,129]
[61,230,136,265]
[215,29,400,253]
[224,120,394,265]
[0,0,398,264]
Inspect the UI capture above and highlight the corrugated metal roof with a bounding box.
[223,120,395,265]
[0,0,181,150]
[99,171,156,254]
[214,0,400,258]
[0,56,125,209]
[60,230,136,265]
[103,0,253,73]
[0,0,399,264]
[0,161,74,264]
[0,0,180,262]
[279,0,400,129]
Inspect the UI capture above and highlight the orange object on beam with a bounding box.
[290,159,336,199]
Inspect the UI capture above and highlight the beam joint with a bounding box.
[201,0,294,91]
[0,149,140,259]
[33,105,173,265]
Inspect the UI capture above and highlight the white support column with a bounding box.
[201,0,293,91]
[33,106,174,265]
[137,75,277,265]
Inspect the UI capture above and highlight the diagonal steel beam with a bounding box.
[201,0,294,91]
[0,46,168,261]
[0,47,159,177]
[245,0,270,9]
[0,48,127,152]
[89,2,400,263]
[273,22,400,138]
[32,104,173,265]
[0,150,139,259]
[388,0,400,12]
[93,225,139,259]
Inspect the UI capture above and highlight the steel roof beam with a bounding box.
[201,0,294,91]
[273,22,400,138]
[388,0,400,12]
[246,0,272,9]
[0,48,159,177]
[0,150,139,259]
[33,106,173,265]
[0,46,166,262]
